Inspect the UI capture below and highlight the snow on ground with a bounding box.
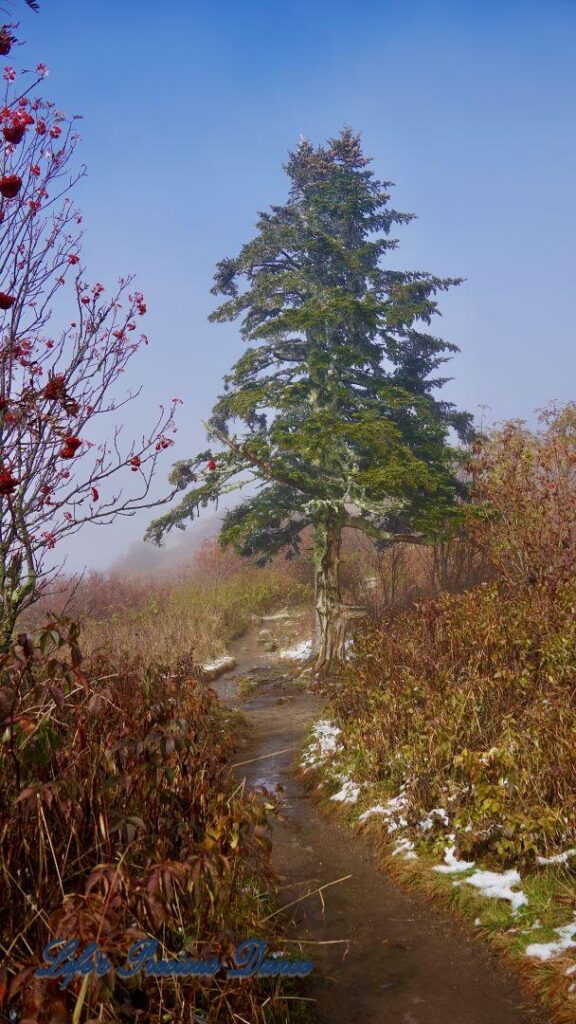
[525,920,576,961]
[201,655,236,674]
[536,848,576,866]
[302,729,556,924]
[459,869,528,913]
[277,639,314,660]
[357,792,408,832]
[419,807,450,831]
[330,778,361,804]
[278,637,355,660]
[433,845,476,874]
[301,720,341,769]
[301,720,361,802]
[358,804,391,822]
[301,720,362,802]
[392,837,417,860]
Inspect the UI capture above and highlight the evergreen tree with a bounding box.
[147,129,473,672]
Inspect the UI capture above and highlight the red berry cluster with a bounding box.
[60,435,82,459]
[11,339,34,366]
[0,465,18,496]
[3,109,33,145]
[0,174,22,199]
[0,27,15,57]
[43,375,80,418]
[43,374,67,402]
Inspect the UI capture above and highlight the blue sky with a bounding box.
[16,0,576,568]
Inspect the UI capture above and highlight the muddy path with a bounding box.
[214,631,547,1024]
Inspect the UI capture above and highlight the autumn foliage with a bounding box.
[0,622,292,1023]
[333,405,576,869]
[0,29,178,648]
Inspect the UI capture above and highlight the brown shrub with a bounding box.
[339,529,489,620]
[22,541,311,669]
[334,405,576,869]
[0,622,292,1023]
[469,403,576,588]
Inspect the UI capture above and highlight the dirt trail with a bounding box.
[214,631,547,1024]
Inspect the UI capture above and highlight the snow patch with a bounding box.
[357,792,408,831]
[330,779,361,804]
[536,848,576,866]
[419,807,450,832]
[525,920,576,961]
[357,791,410,839]
[201,655,235,674]
[393,837,417,860]
[433,846,476,874]
[277,639,313,660]
[460,869,527,913]
[301,720,341,770]
[358,804,390,822]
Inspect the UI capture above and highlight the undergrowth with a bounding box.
[315,406,576,1020]
[24,541,311,668]
[0,620,308,1023]
[333,406,576,868]
[335,577,576,868]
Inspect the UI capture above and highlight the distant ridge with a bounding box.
[110,514,223,577]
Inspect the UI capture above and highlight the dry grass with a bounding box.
[24,541,312,668]
[319,407,576,1019]
[0,619,308,1023]
[336,579,576,867]
[332,407,576,868]
[0,544,314,1022]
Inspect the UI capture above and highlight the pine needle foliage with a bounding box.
[148,129,472,668]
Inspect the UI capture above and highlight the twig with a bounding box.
[261,874,353,922]
[271,938,350,945]
[231,746,296,768]
[72,973,90,1024]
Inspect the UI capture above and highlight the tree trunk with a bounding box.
[0,608,17,654]
[313,517,347,673]
[0,551,35,653]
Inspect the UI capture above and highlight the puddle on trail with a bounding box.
[251,775,283,793]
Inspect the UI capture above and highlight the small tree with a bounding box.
[148,131,472,672]
[469,404,576,589]
[0,29,178,646]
